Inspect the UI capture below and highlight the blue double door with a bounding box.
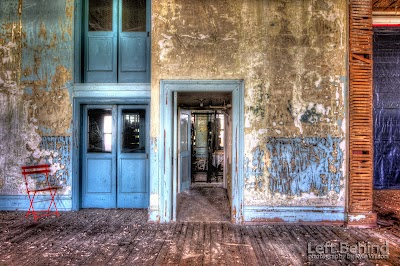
[84,0,150,83]
[82,105,149,208]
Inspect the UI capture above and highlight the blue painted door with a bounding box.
[84,0,150,83]
[82,105,149,208]
[84,0,118,82]
[118,0,150,83]
[117,106,149,208]
[179,110,191,192]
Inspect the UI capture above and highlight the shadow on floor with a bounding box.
[176,186,230,222]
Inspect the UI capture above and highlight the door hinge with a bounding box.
[146,153,149,159]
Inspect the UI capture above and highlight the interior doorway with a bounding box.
[159,80,244,223]
[372,25,400,227]
[373,26,400,189]
[175,92,232,222]
[190,111,226,186]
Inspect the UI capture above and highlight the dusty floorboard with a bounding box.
[0,191,399,265]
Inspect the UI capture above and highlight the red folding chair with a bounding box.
[21,164,62,221]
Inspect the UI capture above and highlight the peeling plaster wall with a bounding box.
[0,0,73,197]
[21,0,73,136]
[152,0,347,210]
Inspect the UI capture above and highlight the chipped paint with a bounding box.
[244,136,344,207]
[348,214,367,222]
[21,0,73,136]
[0,0,74,199]
[35,136,71,194]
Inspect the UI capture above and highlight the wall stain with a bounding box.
[39,22,47,40]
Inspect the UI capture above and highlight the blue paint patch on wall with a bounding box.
[24,87,33,95]
[267,136,343,196]
[0,0,19,25]
[38,126,53,136]
[245,137,344,197]
[21,0,73,90]
[244,147,265,191]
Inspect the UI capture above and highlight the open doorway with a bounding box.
[176,92,232,222]
[373,25,400,226]
[159,80,244,224]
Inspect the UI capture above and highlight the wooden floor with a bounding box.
[0,209,399,265]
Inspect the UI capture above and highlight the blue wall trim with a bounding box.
[244,206,345,223]
[73,83,151,98]
[0,195,72,211]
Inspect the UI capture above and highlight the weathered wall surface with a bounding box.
[152,0,347,209]
[0,0,73,196]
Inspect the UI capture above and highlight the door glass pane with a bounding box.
[122,109,146,153]
[180,114,189,152]
[122,0,146,32]
[87,109,113,152]
[89,0,113,31]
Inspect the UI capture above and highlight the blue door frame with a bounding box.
[71,84,151,210]
[159,80,245,224]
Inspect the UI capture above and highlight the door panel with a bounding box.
[118,158,147,207]
[179,110,191,192]
[120,36,147,72]
[120,159,146,193]
[87,37,114,71]
[117,106,149,208]
[87,158,113,193]
[82,106,117,208]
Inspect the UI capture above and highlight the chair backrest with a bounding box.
[22,164,51,192]
[22,164,50,175]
